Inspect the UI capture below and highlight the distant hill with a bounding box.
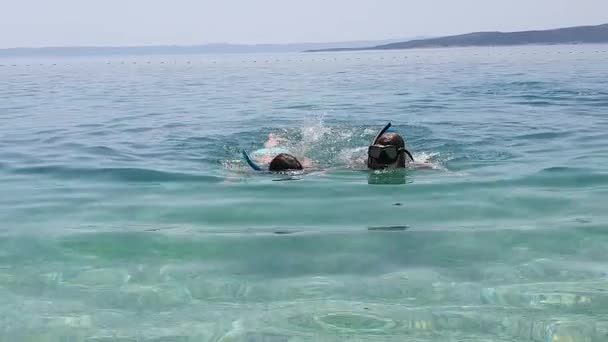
[0,38,414,58]
[306,23,608,52]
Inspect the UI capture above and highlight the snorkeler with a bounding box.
[367,123,415,170]
[242,133,312,172]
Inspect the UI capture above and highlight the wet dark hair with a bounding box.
[375,133,405,148]
[269,153,303,171]
[367,132,407,169]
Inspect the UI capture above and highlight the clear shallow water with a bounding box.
[1,45,608,341]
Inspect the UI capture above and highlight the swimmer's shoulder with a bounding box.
[252,147,290,157]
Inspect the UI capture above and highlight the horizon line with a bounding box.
[0,37,414,51]
[1,21,606,51]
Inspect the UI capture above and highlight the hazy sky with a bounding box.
[1,0,607,48]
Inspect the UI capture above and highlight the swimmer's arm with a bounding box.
[300,157,314,169]
[410,162,436,170]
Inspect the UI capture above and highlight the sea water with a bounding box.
[1,45,608,341]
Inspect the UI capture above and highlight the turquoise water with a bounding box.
[1,45,608,341]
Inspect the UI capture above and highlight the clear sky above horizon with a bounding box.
[1,0,606,48]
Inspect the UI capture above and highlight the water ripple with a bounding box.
[1,46,608,340]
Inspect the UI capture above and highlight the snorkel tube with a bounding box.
[242,150,264,171]
[371,122,392,145]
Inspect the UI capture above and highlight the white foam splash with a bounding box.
[338,147,368,169]
[411,152,446,171]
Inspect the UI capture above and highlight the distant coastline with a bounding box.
[0,38,416,58]
[3,23,607,58]
[305,23,608,52]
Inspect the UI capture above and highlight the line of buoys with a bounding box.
[1,50,606,67]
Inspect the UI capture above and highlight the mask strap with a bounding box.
[403,148,415,162]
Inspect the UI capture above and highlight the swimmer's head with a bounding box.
[367,132,412,170]
[269,153,303,171]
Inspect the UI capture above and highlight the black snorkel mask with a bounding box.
[367,122,414,169]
